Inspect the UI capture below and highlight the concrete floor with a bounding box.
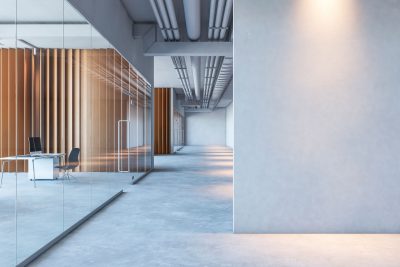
[0,171,139,266]
[30,146,400,267]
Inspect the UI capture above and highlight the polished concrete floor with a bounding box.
[0,171,139,266]
[30,146,400,267]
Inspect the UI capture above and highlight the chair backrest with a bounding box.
[68,148,80,165]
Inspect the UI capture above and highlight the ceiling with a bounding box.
[122,0,233,109]
[122,0,211,41]
[0,0,233,109]
[0,0,109,48]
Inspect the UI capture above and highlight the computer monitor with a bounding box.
[29,137,42,154]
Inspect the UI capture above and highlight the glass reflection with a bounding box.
[0,0,152,265]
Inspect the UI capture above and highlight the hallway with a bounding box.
[31,147,400,267]
[31,146,234,266]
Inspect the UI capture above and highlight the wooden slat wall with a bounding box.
[0,49,32,172]
[154,88,171,155]
[0,48,152,173]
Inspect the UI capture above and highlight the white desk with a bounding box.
[0,153,64,187]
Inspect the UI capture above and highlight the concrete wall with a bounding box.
[67,0,154,85]
[234,0,400,233]
[185,109,226,146]
[226,102,233,148]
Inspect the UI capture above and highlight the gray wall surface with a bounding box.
[186,109,226,146]
[67,0,154,85]
[226,102,233,148]
[234,0,400,233]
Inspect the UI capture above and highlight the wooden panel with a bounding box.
[52,49,58,152]
[59,49,65,154]
[0,48,152,172]
[154,88,171,155]
[9,49,17,171]
[16,49,25,172]
[73,49,81,171]
[80,50,88,171]
[45,49,50,153]
[24,50,32,170]
[1,50,10,171]
[66,49,73,156]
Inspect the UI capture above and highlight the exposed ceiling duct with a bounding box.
[202,0,233,109]
[171,56,194,100]
[210,56,232,108]
[149,0,193,101]
[183,0,201,41]
[149,0,232,109]
[190,56,201,100]
[165,0,180,40]
[183,0,202,101]
[219,0,233,40]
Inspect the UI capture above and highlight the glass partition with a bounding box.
[0,2,17,266]
[15,0,65,262]
[0,0,153,265]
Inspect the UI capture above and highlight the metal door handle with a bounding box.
[118,120,130,172]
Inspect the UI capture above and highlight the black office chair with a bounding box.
[56,148,80,180]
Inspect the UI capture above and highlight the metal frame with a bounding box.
[16,190,124,267]
[117,119,131,173]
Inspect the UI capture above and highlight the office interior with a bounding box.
[0,0,152,265]
[2,0,400,266]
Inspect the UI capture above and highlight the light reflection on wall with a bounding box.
[295,0,359,35]
[280,0,368,172]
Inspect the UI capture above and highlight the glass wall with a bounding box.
[0,0,152,265]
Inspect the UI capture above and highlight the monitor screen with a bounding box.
[29,137,42,153]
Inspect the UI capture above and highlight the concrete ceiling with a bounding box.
[154,56,209,90]
[0,0,233,108]
[0,0,85,22]
[123,0,233,108]
[0,0,109,48]
[122,0,211,41]
[154,56,184,88]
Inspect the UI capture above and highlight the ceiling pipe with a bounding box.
[208,0,217,39]
[202,0,233,108]
[165,0,180,40]
[213,0,226,40]
[191,56,201,101]
[156,0,174,40]
[219,0,232,40]
[183,0,202,101]
[149,0,168,40]
[183,0,201,41]
[150,0,195,101]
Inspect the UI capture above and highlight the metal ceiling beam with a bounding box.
[144,41,232,57]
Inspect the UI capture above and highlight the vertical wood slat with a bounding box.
[161,89,164,154]
[154,88,171,155]
[73,49,81,171]
[0,50,3,166]
[16,49,25,172]
[66,49,73,156]
[59,49,65,156]
[45,49,50,153]
[25,50,32,170]
[105,49,111,172]
[1,48,151,172]
[80,50,88,171]
[9,49,16,171]
[112,50,117,172]
[99,50,106,172]
[1,50,9,170]
[52,49,58,153]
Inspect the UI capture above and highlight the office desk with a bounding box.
[0,154,64,187]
